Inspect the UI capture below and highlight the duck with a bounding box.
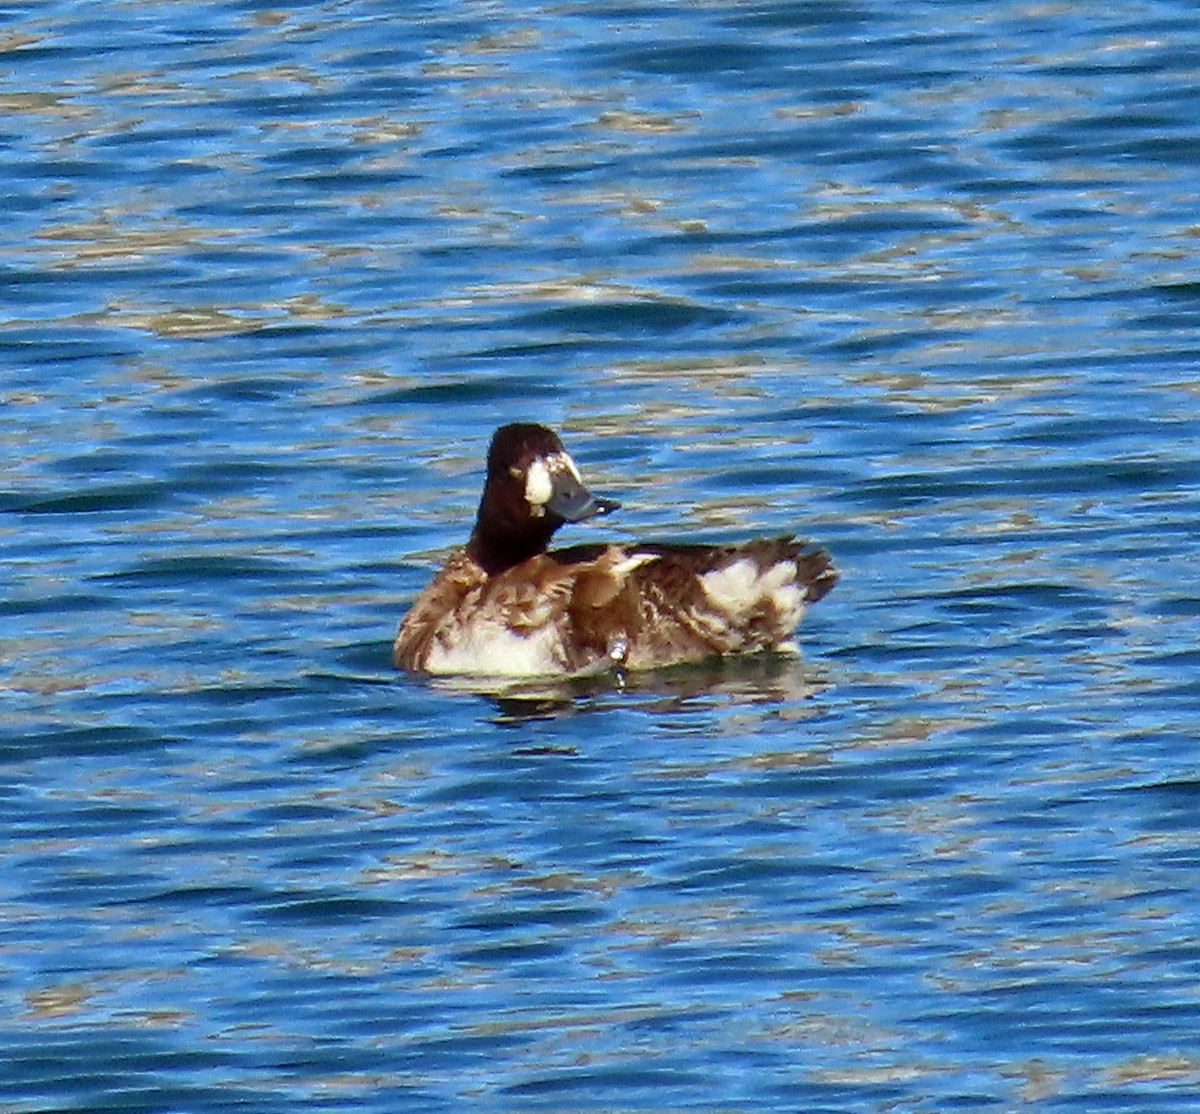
[393,423,837,677]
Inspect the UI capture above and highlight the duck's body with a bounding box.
[393,424,836,678]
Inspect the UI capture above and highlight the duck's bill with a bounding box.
[548,470,621,522]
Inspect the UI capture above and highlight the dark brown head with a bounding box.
[467,423,620,575]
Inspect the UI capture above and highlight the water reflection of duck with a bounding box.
[394,423,836,679]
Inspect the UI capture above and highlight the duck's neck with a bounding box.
[467,504,558,576]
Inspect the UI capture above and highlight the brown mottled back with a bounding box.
[553,536,837,673]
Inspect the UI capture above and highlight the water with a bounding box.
[3,0,1200,1110]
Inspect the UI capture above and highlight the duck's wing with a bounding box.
[639,536,836,608]
[574,537,836,670]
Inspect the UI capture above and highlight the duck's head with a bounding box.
[468,423,620,574]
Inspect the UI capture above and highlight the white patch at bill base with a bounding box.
[524,458,553,506]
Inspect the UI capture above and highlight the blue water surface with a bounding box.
[3,1,1200,1111]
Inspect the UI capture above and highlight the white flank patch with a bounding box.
[771,584,805,627]
[699,559,761,617]
[700,558,804,624]
[524,458,553,506]
[425,619,563,677]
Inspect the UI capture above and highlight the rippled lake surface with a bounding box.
[4,1,1200,1110]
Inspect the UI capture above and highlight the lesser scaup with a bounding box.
[394,423,836,677]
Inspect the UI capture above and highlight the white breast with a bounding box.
[424,618,565,677]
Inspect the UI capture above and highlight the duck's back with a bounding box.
[584,537,835,671]
[394,537,835,677]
